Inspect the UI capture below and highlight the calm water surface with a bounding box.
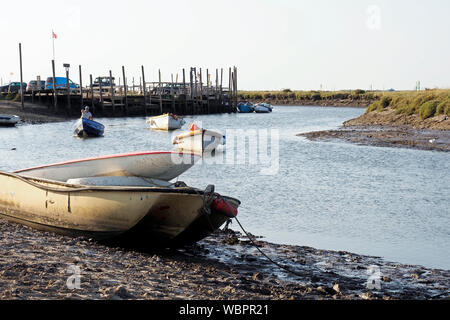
[0,106,449,269]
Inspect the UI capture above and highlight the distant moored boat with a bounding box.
[146,113,185,131]
[0,114,20,126]
[237,102,254,113]
[254,103,273,113]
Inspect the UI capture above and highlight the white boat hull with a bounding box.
[173,130,225,154]
[0,114,20,126]
[15,151,200,182]
[0,171,240,245]
[254,106,272,113]
[147,114,185,131]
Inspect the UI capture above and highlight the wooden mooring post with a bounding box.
[170,74,175,114]
[79,65,83,109]
[89,74,94,113]
[158,69,162,114]
[122,66,128,115]
[141,65,147,115]
[183,68,187,113]
[52,60,57,111]
[109,70,115,115]
[98,75,104,113]
[19,43,24,110]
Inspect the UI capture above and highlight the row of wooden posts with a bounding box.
[17,43,239,116]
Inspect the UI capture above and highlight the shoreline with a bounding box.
[300,109,450,152]
[0,99,369,127]
[0,100,73,124]
[0,217,448,300]
[248,99,370,108]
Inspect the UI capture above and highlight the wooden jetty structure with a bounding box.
[6,51,239,117]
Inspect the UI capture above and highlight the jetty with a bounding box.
[3,47,239,117]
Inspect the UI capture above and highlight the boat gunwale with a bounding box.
[13,151,200,174]
[148,113,180,120]
[0,170,241,205]
[175,129,224,140]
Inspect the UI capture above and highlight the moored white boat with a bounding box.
[0,170,240,246]
[0,114,20,126]
[173,128,225,155]
[15,151,200,182]
[146,113,185,130]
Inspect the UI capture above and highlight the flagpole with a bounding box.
[52,29,55,62]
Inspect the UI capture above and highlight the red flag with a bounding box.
[52,31,57,39]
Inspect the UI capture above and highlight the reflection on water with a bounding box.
[0,106,449,269]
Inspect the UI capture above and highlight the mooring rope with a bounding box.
[232,215,306,278]
[214,194,307,279]
[221,198,450,299]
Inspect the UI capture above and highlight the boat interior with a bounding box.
[65,176,175,188]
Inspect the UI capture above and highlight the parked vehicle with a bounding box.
[0,82,27,93]
[45,77,79,92]
[151,84,184,96]
[26,80,46,92]
[92,77,116,93]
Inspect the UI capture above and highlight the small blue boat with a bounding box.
[74,118,105,137]
[237,102,254,113]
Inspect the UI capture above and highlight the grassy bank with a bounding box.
[366,89,450,119]
[238,89,381,106]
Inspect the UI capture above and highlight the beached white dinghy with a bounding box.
[15,151,200,182]
[0,114,20,126]
[0,170,240,246]
[173,126,225,155]
[146,113,185,130]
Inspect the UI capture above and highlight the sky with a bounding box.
[0,0,449,91]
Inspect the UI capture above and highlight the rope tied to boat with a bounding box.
[199,185,217,232]
[214,194,308,279]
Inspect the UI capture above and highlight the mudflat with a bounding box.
[0,218,448,300]
[300,109,450,152]
[0,100,72,124]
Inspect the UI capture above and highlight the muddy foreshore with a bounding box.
[0,218,448,300]
[300,110,450,152]
[0,100,73,124]
[251,99,371,108]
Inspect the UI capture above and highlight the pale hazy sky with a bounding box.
[1,0,449,91]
